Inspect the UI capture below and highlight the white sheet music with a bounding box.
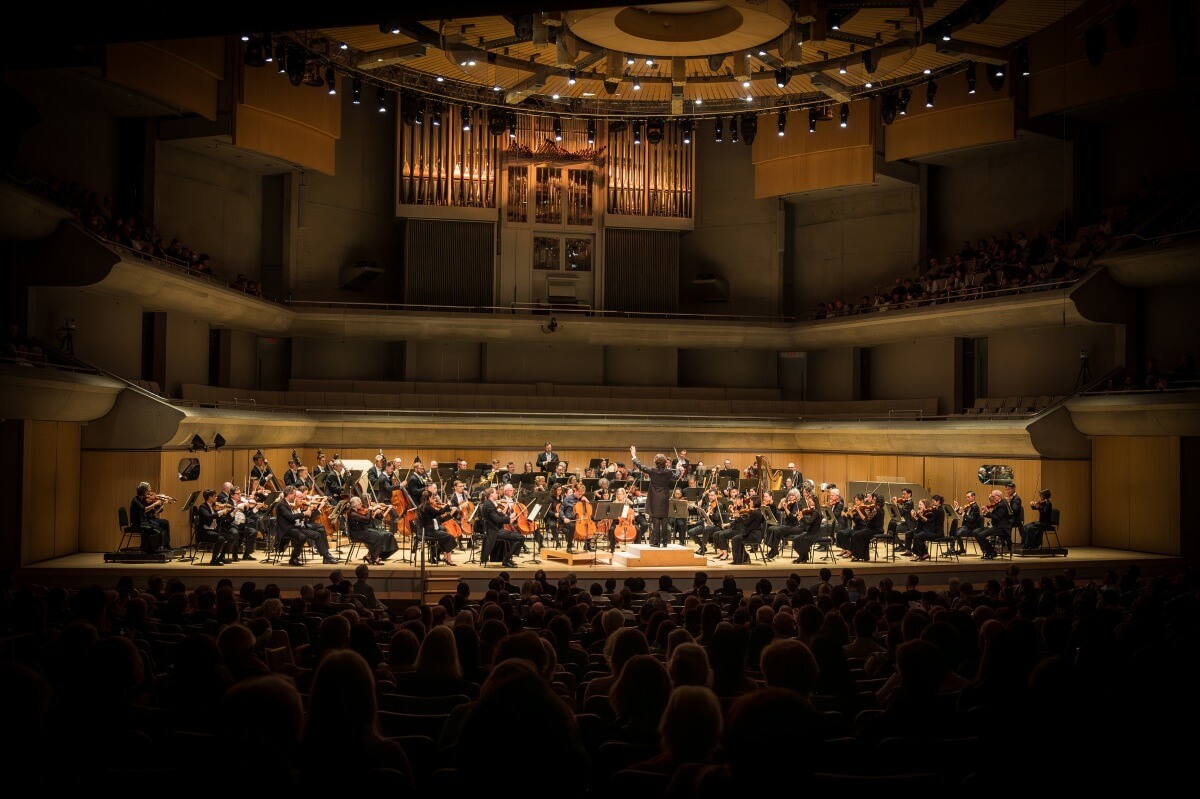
[527,503,542,522]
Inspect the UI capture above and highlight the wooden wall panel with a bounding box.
[1041,459,1091,548]
[754,146,874,198]
[752,99,872,163]
[158,449,237,512]
[240,62,341,137]
[22,421,82,564]
[234,105,337,176]
[1092,437,1130,550]
[884,99,1014,162]
[106,42,220,120]
[79,452,160,552]
[1127,437,1179,555]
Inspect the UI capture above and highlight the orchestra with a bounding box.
[142,448,1055,570]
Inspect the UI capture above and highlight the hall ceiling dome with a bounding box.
[296,0,1084,116]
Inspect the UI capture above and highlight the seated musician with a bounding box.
[130,481,174,554]
[344,496,398,565]
[840,494,877,563]
[558,483,580,552]
[953,491,983,555]
[712,493,744,560]
[594,478,612,502]
[730,496,765,565]
[889,488,916,552]
[789,487,825,563]
[688,487,723,557]
[417,487,459,566]
[447,479,473,551]
[480,486,521,567]
[194,488,236,565]
[276,486,338,566]
[766,487,803,560]
[606,486,641,552]
[1023,489,1054,550]
[910,496,947,562]
[218,483,258,561]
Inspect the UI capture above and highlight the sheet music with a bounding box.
[527,503,542,522]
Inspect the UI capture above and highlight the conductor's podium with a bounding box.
[610,543,708,568]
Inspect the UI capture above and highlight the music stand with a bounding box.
[588,458,603,470]
[181,490,201,513]
[683,487,702,501]
[594,501,619,522]
[669,499,690,520]
[738,478,758,495]
[718,469,740,489]
[524,491,548,564]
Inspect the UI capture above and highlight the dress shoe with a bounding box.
[793,558,806,564]
[288,557,302,566]
[695,549,706,556]
[766,550,778,559]
[210,559,225,566]
[322,555,339,565]
[242,554,257,561]
[502,560,517,568]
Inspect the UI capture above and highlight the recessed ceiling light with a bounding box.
[552,93,560,99]
[694,98,703,104]
[742,80,750,88]
[582,91,596,96]
[436,76,444,82]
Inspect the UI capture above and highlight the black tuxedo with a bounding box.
[195,501,237,562]
[536,450,559,473]
[276,500,332,562]
[730,508,765,564]
[406,470,430,504]
[480,498,522,565]
[632,457,681,547]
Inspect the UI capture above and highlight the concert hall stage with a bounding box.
[14,546,1184,605]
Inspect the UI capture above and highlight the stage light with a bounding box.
[461,106,471,132]
[189,434,208,453]
[488,112,507,137]
[898,87,911,115]
[740,113,756,145]
[777,108,787,136]
[966,62,977,94]
[839,102,849,128]
[352,78,361,105]
[587,118,596,144]
[839,59,847,75]
[339,41,349,51]
[509,113,518,138]
[213,434,225,451]
[263,34,274,62]
[715,118,723,142]
[633,76,641,91]
[925,78,937,108]
[568,68,576,85]
[808,109,817,133]
[880,92,897,125]
[553,117,562,141]
[325,66,337,94]
[377,88,387,113]
[775,68,789,88]
[681,119,693,144]
[633,120,642,145]
[731,115,739,143]
[646,118,665,145]
[1017,44,1031,76]
[988,64,1007,91]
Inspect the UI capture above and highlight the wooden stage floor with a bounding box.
[13,545,1186,603]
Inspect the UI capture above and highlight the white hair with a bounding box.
[349,496,362,507]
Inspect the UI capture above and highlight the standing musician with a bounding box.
[789,486,825,563]
[953,491,984,555]
[367,453,387,486]
[312,450,329,480]
[250,451,278,492]
[376,460,401,498]
[194,489,237,565]
[283,457,302,488]
[323,459,349,499]
[344,496,398,565]
[1023,489,1054,550]
[406,461,430,505]
[979,488,1012,560]
[276,486,338,566]
[729,496,765,565]
[536,442,560,473]
[909,495,947,562]
[630,446,681,548]
[417,487,459,566]
[130,481,175,554]
[480,486,521,568]
[688,487,723,557]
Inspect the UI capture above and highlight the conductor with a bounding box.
[630,446,681,548]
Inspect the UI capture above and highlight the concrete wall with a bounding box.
[28,287,141,379]
[1142,283,1200,371]
[928,138,1073,260]
[791,185,921,314]
[677,348,778,390]
[162,310,209,396]
[870,337,957,414]
[604,346,679,386]
[679,121,780,316]
[989,324,1120,397]
[806,346,858,402]
[228,329,258,389]
[483,342,605,385]
[406,340,483,383]
[292,337,399,381]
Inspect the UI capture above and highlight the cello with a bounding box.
[613,503,638,543]
[574,496,598,543]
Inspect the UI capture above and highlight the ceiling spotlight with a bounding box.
[742,79,751,88]
[627,55,635,65]
[989,63,1007,91]
[740,113,757,145]
[898,87,911,115]
[777,108,787,136]
[731,115,739,143]
[1018,44,1031,77]
[715,118,723,142]
[633,76,641,91]
[923,68,932,75]
[966,62,977,93]
[839,60,848,75]
[461,106,472,132]
[839,102,849,128]
[759,50,768,57]
[568,68,577,85]
[377,88,387,113]
[391,25,401,34]
[995,65,1005,77]
[587,118,596,144]
[242,35,266,68]
[775,68,790,88]
[488,112,507,137]
[263,34,274,62]
[493,85,502,92]
[212,433,225,451]
[431,103,442,125]
[694,97,702,105]
[339,41,349,51]
[943,32,952,41]
[552,93,560,99]
[189,434,208,453]
[240,33,251,42]
[645,59,653,66]
[276,42,287,73]
[413,96,424,124]
[352,77,361,105]
[926,78,938,107]
[745,94,753,101]
[880,92,897,125]
[646,118,665,145]
[509,114,517,138]
[864,81,873,88]
[681,119,693,144]
[808,109,817,133]
[553,117,563,141]
[325,66,337,94]
[435,76,444,82]
[633,120,642,145]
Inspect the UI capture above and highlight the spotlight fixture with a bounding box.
[435,76,444,82]
[633,75,641,91]
[645,58,653,66]
[1017,44,1031,77]
[352,77,361,105]
[681,119,693,145]
[943,32,952,41]
[285,47,305,86]
[377,88,387,113]
[212,434,226,451]
[587,118,596,144]
[742,80,751,88]
[240,33,251,42]
[242,35,266,68]
[553,117,563,141]
[646,118,665,145]
[276,42,287,73]
[461,106,472,132]
[431,103,442,126]
[715,118,723,142]
[880,92,897,125]
[263,34,274,62]
[508,113,518,138]
[627,55,635,65]
[632,120,642,145]
[839,59,847,75]
[777,108,786,136]
[925,78,937,108]
[731,115,739,143]
[339,41,349,51]
[740,112,757,145]
[966,62,977,94]
[923,68,932,75]
[898,87,911,115]
[488,111,507,137]
[839,102,849,128]
[988,63,1007,91]
[808,109,817,133]
[189,433,208,453]
[413,96,425,125]
[774,67,790,88]
[552,93,560,100]
[864,81,873,89]
[568,68,577,85]
[325,66,337,95]
[694,98,702,105]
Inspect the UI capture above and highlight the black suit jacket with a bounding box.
[481,499,510,535]
[536,451,559,472]
[631,457,680,518]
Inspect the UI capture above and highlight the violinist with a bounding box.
[276,486,338,566]
[219,484,260,561]
[712,493,744,560]
[909,495,946,562]
[729,496,765,565]
[130,481,175,554]
[345,496,398,565]
[979,489,1011,560]
[954,490,984,555]
[766,487,802,560]
[194,488,237,565]
[1004,484,1025,543]
[417,487,459,566]
[789,486,825,564]
[888,488,916,553]
[480,486,521,567]
[1022,489,1053,550]
[688,487,723,557]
